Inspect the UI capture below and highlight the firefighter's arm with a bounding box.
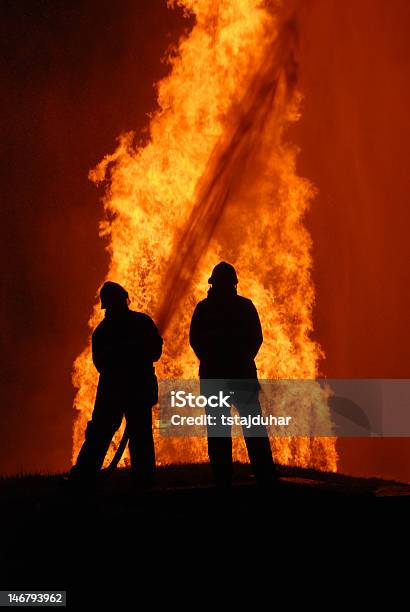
[148,318,163,362]
[189,304,206,360]
[92,330,106,373]
[121,317,163,362]
[243,301,263,358]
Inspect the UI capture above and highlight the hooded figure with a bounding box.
[71,281,163,485]
[190,263,276,488]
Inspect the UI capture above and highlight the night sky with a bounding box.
[1,0,409,480]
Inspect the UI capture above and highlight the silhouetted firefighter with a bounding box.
[71,281,163,485]
[190,262,277,488]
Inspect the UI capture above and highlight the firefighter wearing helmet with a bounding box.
[71,281,163,486]
[189,262,277,488]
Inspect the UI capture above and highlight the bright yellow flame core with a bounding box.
[72,0,337,471]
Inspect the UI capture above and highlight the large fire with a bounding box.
[72,0,337,471]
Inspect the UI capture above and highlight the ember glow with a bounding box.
[72,0,337,471]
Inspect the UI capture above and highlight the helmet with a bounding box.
[208,262,238,286]
[100,281,129,309]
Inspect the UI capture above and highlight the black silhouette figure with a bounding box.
[190,262,277,488]
[71,281,163,485]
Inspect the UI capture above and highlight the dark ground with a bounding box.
[1,462,409,604]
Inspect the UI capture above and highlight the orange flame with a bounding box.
[72,0,337,471]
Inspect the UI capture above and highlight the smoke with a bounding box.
[156,18,299,333]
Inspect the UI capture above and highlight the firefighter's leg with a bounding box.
[200,379,233,487]
[125,404,156,482]
[71,392,122,478]
[235,384,277,485]
[205,405,233,487]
